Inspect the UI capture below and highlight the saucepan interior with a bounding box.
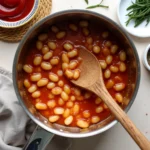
[13,10,140,138]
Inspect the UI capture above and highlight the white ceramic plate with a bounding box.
[117,0,150,38]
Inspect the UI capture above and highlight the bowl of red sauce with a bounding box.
[0,0,39,28]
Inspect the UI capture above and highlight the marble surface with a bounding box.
[0,0,150,149]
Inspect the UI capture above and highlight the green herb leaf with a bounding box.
[85,0,88,4]
[86,4,109,9]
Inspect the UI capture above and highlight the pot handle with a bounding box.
[23,126,54,150]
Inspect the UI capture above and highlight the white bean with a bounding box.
[41,62,52,70]
[64,85,71,94]
[95,97,102,104]
[62,63,69,70]
[65,69,74,79]
[69,24,78,31]
[62,53,69,63]
[119,62,126,72]
[58,80,64,87]
[48,41,57,50]
[63,43,73,51]
[61,91,69,101]
[91,116,100,124]
[43,51,53,60]
[35,102,47,110]
[49,115,60,123]
[66,101,74,108]
[73,69,80,80]
[38,33,48,41]
[37,78,48,87]
[58,98,65,106]
[99,61,107,69]
[64,116,73,125]
[106,79,115,89]
[30,73,42,82]
[68,49,78,58]
[79,20,89,27]
[113,83,125,91]
[110,45,118,54]
[36,41,43,50]
[23,65,33,73]
[110,65,119,73]
[42,46,49,54]
[96,106,103,113]
[28,85,37,93]
[47,100,56,108]
[77,120,89,128]
[115,93,123,103]
[56,31,66,39]
[47,82,55,89]
[51,26,59,33]
[24,79,31,88]
[49,73,59,82]
[51,87,62,95]
[63,108,70,118]
[106,55,113,65]
[93,46,101,54]
[72,104,80,115]
[33,56,42,66]
[57,70,63,76]
[83,111,90,118]
[119,51,126,61]
[69,60,78,69]
[86,37,93,44]
[54,107,64,115]
[50,57,59,65]
[32,91,41,98]
[104,69,111,79]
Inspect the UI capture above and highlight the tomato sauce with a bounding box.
[22,20,129,128]
[0,0,34,22]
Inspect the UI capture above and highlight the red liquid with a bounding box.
[0,0,34,22]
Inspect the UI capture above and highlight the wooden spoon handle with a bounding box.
[90,82,150,150]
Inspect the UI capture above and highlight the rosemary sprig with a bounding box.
[86,0,109,9]
[85,0,88,4]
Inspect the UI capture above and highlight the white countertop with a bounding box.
[0,0,150,149]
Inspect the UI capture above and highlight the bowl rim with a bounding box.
[13,9,141,138]
[0,0,40,29]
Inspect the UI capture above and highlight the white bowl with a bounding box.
[0,0,39,28]
[143,44,150,70]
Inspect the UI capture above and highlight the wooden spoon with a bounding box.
[71,46,150,150]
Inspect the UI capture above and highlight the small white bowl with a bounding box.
[117,0,150,38]
[0,0,39,28]
[143,44,150,71]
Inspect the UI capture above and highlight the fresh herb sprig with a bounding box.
[85,0,88,4]
[85,0,109,9]
[126,0,150,27]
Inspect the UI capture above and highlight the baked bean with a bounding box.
[87,44,93,51]
[68,49,78,58]
[93,45,101,54]
[83,110,90,118]
[48,93,55,99]
[105,41,112,47]
[65,69,74,79]
[73,69,80,80]
[62,53,69,63]
[56,31,66,39]
[36,41,43,50]
[70,96,76,101]
[63,43,73,51]
[49,73,59,82]
[61,91,69,101]
[43,51,53,60]
[51,87,62,95]
[102,31,109,38]
[38,33,48,41]
[99,60,107,69]
[48,41,57,50]
[57,70,63,76]
[102,48,110,56]
[49,115,60,123]
[54,107,64,115]
[33,56,42,66]
[110,65,119,73]
[84,92,92,99]
[63,108,70,118]
[47,82,55,89]
[51,26,59,33]
[82,28,89,36]
[42,46,49,54]
[24,79,31,88]
[113,83,125,91]
[119,51,126,61]
[23,64,33,73]
[32,91,41,98]
[66,101,74,108]
[77,120,89,128]
[96,106,104,113]
[69,60,78,69]
[115,93,123,103]
[111,45,118,54]
[58,80,64,87]
[106,79,115,89]
[35,102,47,110]
[91,116,100,124]
[64,116,73,125]
[41,62,52,70]
[58,98,65,106]
[72,104,80,115]
[50,57,59,65]
[106,55,113,65]
[62,63,69,71]
[119,62,126,72]
[37,78,48,87]
[74,88,81,96]
[76,96,84,101]
[95,97,102,104]
[63,85,71,94]
[79,20,89,27]
[28,85,37,93]
[104,69,111,79]
[30,73,42,82]
[47,100,56,108]
[86,37,93,44]
[69,24,78,31]
[103,103,108,109]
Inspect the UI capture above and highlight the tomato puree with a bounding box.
[0,0,34,21]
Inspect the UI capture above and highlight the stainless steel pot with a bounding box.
[13,10,141,150]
